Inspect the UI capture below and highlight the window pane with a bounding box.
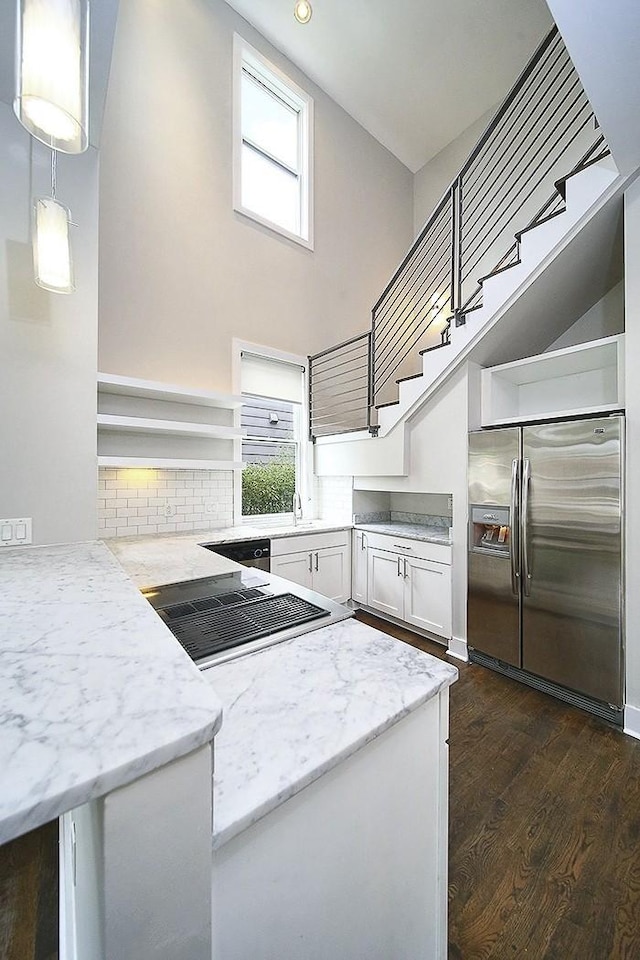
[242,442,296,517]
[241,144,300,234]
[242,70,298,170]
[242,398,295,441]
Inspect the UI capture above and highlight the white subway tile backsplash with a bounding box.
[98,467,235,539]
[315,476,353,522]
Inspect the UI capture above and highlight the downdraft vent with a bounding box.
[163,593,330,662]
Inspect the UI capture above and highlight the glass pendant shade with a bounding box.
[33,196,74,293]
[15,0,89,153]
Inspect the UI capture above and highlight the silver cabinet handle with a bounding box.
[315,551,319,572]
[510,457,520,595]
[397,556,402,577]
[361,534,367,551]
[308,552,312,573]
[404,558,408,578]
[393,544,412,550]
[522,458,532,596]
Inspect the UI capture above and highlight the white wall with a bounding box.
[413,108,495,237]
[545,281,624,352]
[0,105,98,545]
[98,0,414,393]
[348,365,478,649]
[624,176,640,730]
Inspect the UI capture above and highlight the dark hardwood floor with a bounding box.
[355,611,640,960]
[0,820,58,960]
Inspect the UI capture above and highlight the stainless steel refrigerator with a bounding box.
[468,415,624,723]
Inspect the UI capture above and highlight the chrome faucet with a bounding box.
[293,491,303,525]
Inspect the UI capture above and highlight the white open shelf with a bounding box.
[97,373,244,470]
[97,414,241,441]
[97,457,243,470]
[97,372,243,408]
[481,334,624,426]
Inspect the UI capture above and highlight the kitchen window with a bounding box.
[239,350,309,521]
[233,36,314,248]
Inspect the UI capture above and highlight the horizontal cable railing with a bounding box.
[308,25,610,437]
[309,332,374,438]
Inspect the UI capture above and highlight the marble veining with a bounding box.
[108,521,352,589]
[354,521,452,545]
[0,541,222,845]
[206,618,457,849]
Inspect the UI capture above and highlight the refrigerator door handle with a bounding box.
[510,458,520,595]
[522,458,532,596]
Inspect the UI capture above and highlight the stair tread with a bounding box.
[374,399,400,410]
[554,148,612,198]
[477,258,522,286]
[514,206,566,241]
[396,371,424,385]
[419,340,451,356]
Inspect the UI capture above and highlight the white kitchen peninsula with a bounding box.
[113,530,458,960]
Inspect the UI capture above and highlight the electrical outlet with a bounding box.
[205,500,218,516]
[164,503,174,518]
[0,517,32,546]
[447,495,453,512]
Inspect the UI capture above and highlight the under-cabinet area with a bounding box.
[352,529,453,642]
[270,530,351,603]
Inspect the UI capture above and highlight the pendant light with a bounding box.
[14,0,90,154]
[293,1,312,24]
[33,150,74,293]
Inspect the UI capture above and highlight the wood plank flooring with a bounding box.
[0,820,58,960]
[355,611,640,960]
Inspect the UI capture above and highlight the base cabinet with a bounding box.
[271,531,351,603]
[212,691,450,960]
[354,530,452,640]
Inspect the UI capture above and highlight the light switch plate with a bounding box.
[0,517,33,546]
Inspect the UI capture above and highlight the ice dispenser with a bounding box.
[469,505,511,556]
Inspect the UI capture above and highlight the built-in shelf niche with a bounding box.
[480,334,624,426]
[97,373,244,470]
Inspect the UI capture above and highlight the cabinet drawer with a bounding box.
[360,531,451,566]
[271,529,350,557]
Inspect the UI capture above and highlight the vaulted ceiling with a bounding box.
[223,0,553,172]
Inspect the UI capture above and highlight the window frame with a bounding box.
[233,34,314,250]
[232,339,313,526]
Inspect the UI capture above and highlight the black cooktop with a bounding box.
[142,574,330,663]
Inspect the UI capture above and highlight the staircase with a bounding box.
[308,26,624,441]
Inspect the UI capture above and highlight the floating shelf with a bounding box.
[97,414,242,441]
[97,457,244,470]
[481,334,624,426]
[97,373,244,471]
[97,373,243,409]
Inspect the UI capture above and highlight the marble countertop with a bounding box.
[0,541,223,846]
[354,521,452,545]
[205,618,458,849]
[107,521,351,590]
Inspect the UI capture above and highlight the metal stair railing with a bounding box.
[308,25,608,438]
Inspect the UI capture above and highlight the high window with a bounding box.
[239,351,308,520]
[233,36,313,248]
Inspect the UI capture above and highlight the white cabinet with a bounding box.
[271,530,351,603]
[351,530,368,604]
[480,334,624,426]
[357,530,452,641]
[97,372,244,469]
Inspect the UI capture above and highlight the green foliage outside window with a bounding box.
[242,454,296,516]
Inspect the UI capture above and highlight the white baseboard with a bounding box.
[447,636,468,662]
[624,704,640,740]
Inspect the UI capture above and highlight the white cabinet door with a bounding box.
[367,548,404,619]
[351,531,368,604]
[403,557,452,639]
[271,553,313,590]
[313,546,350,603]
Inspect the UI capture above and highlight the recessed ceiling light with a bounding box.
[293,0,312,24]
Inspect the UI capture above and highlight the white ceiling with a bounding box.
[224,0,553,172]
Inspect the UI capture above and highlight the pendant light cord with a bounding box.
[51,148,57,200]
